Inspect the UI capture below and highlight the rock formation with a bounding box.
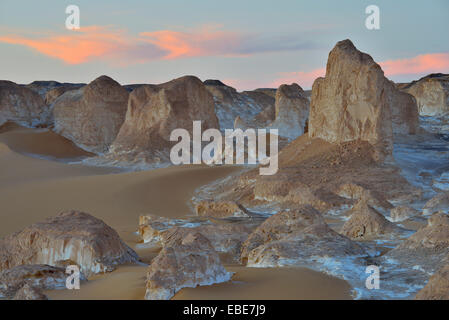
[340,199,399,240]
[145,231,232,300]
[12,284,48,300]
[0,80,48,127]
[422,192,449,215]
[240,205,365,266]
[269,83,309,139]
[53,75,129,153]
[45,84,84,105]
[108,76,218,164]
[415,264,449,300]
[308,39,418,160]
[400,73,449,116]
[0,264,73,298]
[0,211,139,277]
[195,200,249,218]
[204,79,275,130]
[390,206,419,222]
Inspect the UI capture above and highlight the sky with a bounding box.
[0,0,448,90]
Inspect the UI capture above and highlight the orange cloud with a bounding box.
[0,26,129,64]
[379,53,449,76]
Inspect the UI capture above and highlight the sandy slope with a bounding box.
[0,124,352,300]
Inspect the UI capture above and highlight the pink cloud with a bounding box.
[379,53,449,76]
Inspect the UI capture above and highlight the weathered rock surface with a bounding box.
[145,231,232,300]
[240,205,366,266]
[108,76,218,164]
[12,284,48,300]
[340,199,400,240]
[53,75,129,153]
[269,83,309,139]
[0,80,48,127]
[195,200,249,218]
[423,192,449,215]
[0,264,74,298]
[0,211,139,277]
[415,264,449,300]
[400,73,449,116]
[308,39,418,160]
[45,84,84,105]
[390,206,419,222]
[335,183,393,213]
[204,79,275,130]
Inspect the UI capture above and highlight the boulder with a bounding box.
[145,231,232,300]
[308,39,418,161]
[241,205,365,266]
[423,192,449,215]
[340,199,400,240]
[0,80,48,127]
[0,211,139,277]
[401,73,449,116]
[53,75,129,153]
[0,264,75,298]
[12,284,48,300]
[268,83,309,139]
[415,264,449,300]
[390,206,419,222]
[109,76,218,164]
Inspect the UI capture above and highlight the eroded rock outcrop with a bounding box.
[195,200,249,218]
[145,231,231,300]
[13,284,48,300]
[45,84,84,105]
[423,192,449,215]
[308,39,418,160]
[0,211,139,277]
[390,206,419,222]
[0,264,75,298]
[400,73,449,116]
[269,83,309,139]
[240,205,365,267]
[0,80,48,127]
[108,76,218,164]
[340,199,400,240]
[415,264,449,300]
[53,75,129,153]
[204,80,275,130]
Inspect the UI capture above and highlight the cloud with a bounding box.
[379,53,449,77]
[0,25,317,65]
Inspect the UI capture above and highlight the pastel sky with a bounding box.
[0,0,448,90]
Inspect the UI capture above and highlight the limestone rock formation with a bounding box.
[204,79,275,130]
[0,211,139,277]
[415,264,449,300]
[145,231,232,300]
[268,83,309,139]
[53,75,129,153]
[390,206,419,222]
[400,73,449,116]
[0,264,76,298]
[12,284,48,300]
[0,80,48,127]
[195,200,249,218]
[109,76,218,164]
[240,205,365,266]
[335,183,393,213]
[340,199,399,240]
[423,192,449,215]
[308,39,419,160]
[45,84,84,105]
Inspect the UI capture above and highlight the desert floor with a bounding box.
[0,123,352,299]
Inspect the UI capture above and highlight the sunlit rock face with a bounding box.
[108,76,219,164]
[0,211,139,277]
[53,75,129,153]
[399,73,449,116]
[45,84,84,106]
[145,231,232,300]
[308,39,419,161]
[0,80,48,127]
[422,191,449,215]
[204,79,275,130]
[268,83,309,140]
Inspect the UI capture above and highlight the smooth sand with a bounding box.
[0,124,352,300]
